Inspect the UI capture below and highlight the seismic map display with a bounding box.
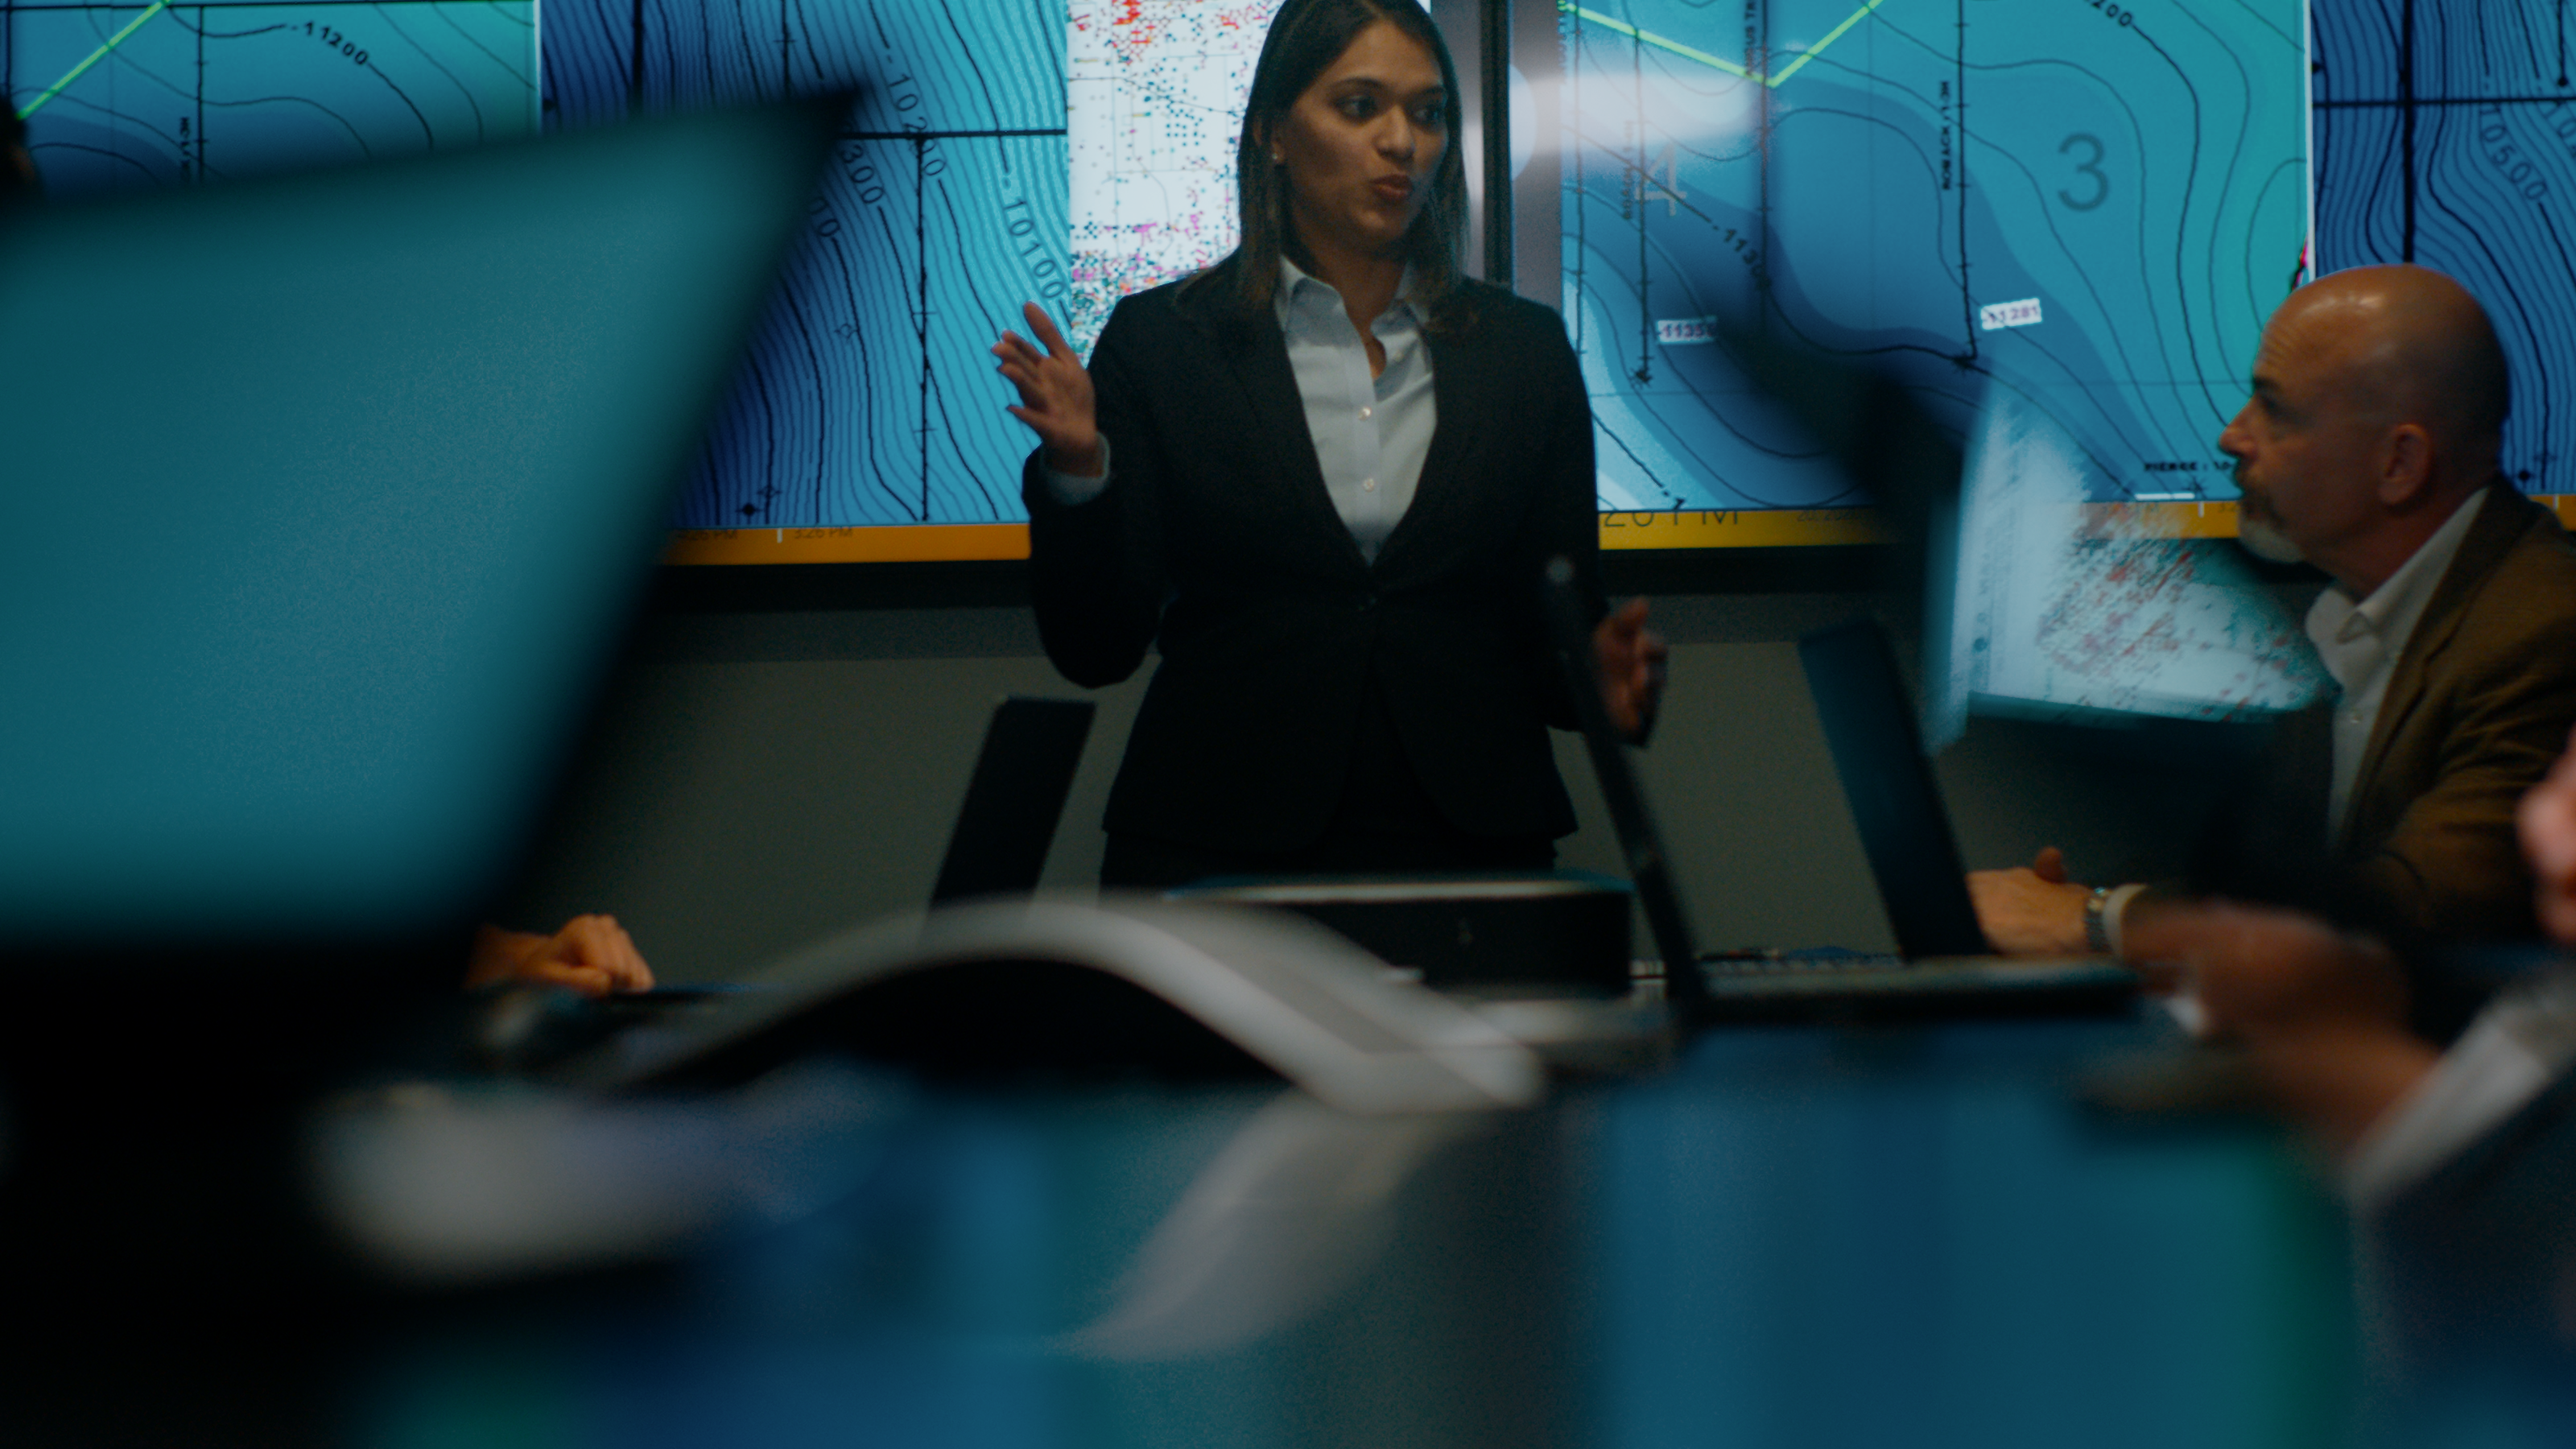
[2313,0,2576,493]
[1067,0,1278,356]
[542,0,1073,534]
[5,0,538,192]
[555,0,1267,543]
[1555,0,2310,518]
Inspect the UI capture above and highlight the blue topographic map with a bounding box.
[7,0,538,189]
[11,0,2562,530]
[2313,0,2574,493]
[1557,0,2309,512]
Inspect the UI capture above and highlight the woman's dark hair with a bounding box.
[1190,0,1472,330]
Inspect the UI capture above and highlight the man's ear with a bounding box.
[2376,423,2436,507]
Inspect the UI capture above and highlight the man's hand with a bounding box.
[1591,597,1667,743]
[2120,901,2435,1153]
[465,914,655,997]
[2122,901,2408,1039]
[1967,846,2092,955]
[993,301,1102,477]
[2520,722,2576,945]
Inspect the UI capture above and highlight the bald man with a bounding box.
[1976,266,2576,958]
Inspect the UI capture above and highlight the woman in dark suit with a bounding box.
[993,0,1659,888]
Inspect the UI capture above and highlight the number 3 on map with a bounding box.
[2058,134,2108,212]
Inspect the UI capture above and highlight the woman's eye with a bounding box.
[1413,104,1445,127]
[1338,96,1376,118]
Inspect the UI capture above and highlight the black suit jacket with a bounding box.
[1022,264,1602,855]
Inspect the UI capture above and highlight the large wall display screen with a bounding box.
[1542,0,2310,550]
[543,0,1273,564]
[16,0,2576,569]
[625,0,1282,561]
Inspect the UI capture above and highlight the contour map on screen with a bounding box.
[542,0,1071,535]
[5,0,537,192]
[551,0,1274,545]
[1558,0,2309,517]
[0,0,1272,554]
[2313,0,2576,493]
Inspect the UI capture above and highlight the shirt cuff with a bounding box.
[1039,436,1112,506]
[2102,885,2215,1036]
[2099,881,2150,957]
[2341,975,2576,1210]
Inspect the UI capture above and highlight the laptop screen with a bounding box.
[1797,621,1992,959]
[1539,559,1707,1008]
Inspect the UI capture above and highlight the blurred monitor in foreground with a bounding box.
[1926,389,2328,748]
[1709,317,2326,745]
[0,101,836,956]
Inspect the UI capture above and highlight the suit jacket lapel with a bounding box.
[2344,483,2531,848]
[1375,322,1487,574]
[1211,301,1368,571]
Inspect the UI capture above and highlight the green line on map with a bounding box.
[1769,0,1889,84]
[1563,0,1889,88]
[18,0,172,118]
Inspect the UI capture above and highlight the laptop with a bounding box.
[1541,563,2135,1022]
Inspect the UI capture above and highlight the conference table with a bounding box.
[332,1008,2366,1448]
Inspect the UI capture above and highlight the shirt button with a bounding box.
[1359,406,1373,419]
[1362,477,1377,492]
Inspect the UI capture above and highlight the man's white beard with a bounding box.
[2235,509,2306,564]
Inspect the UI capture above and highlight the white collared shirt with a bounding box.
[1270,256,1436,564]
[2306,489,2488,841]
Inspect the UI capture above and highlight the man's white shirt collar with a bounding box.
[2307,488,2488,687]
[2304,487,2489,839]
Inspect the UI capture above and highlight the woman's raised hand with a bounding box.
[994,301,1103,477]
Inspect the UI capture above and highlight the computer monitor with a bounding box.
[0,101,838,953]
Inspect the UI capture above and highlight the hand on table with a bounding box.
[2119,900,2434,1153]
[993,301,1103,477]
[1967,846,2093,955]
[2122,901,2408,1038]
[1591,597,1667,743]
[465,914,655,997]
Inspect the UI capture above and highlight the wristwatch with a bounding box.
[2083,886,2114,954]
